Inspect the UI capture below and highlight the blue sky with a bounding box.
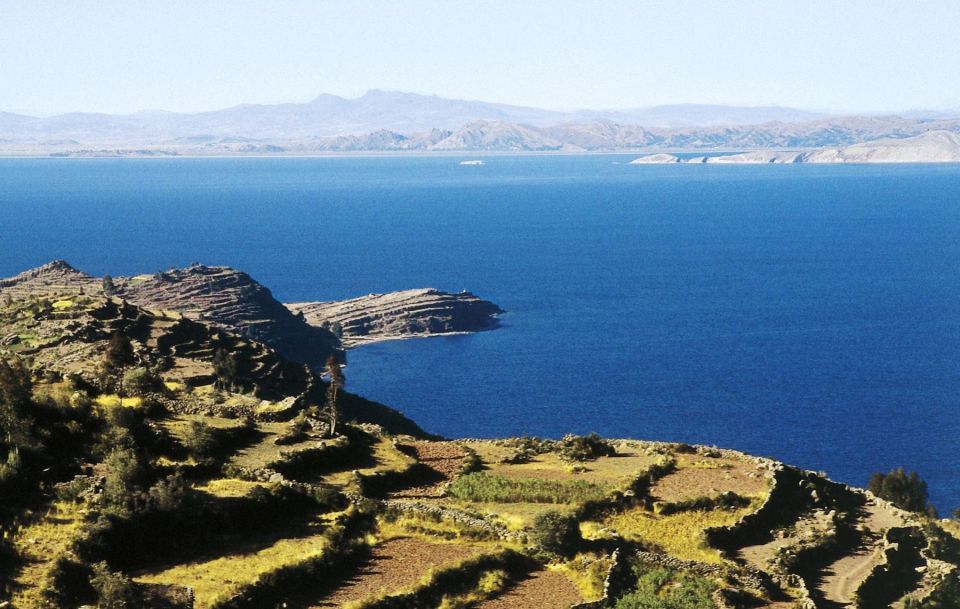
[1,0,958,116]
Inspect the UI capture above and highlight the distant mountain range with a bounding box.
[1,90,959,156]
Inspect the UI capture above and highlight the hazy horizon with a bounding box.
[0,88,888,120]
[2,1,959,117]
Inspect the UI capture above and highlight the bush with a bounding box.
[121,368,160,397]
[868,468,929,513]
[182,420,219,463]
[101,448,145,515]
[40,555,92,607]
[558,433,615,462]
[90,561,136,609]
[904,572,960,609]
[146,473,190,512]
[530,510,581,556]
[615,563,714,609]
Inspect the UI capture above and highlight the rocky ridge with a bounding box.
[112,264,342,368]
[0,262,505,365]
[287,288,504,347]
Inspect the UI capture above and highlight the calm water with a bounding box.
[1,157,958,511]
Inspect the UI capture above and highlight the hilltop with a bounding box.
[0,263,957,609]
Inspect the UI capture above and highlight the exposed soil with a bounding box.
[650,457,769,502]
[307,537,481,607]
[390,441,465,498]
[475,568,584,609]
[735,509,835,573]
[817,501,907,607]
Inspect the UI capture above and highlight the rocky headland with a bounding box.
[287,288,504,347]
[0,261,503,365]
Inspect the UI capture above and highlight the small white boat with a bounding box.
[459,159,485,166]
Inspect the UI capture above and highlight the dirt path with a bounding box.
[817,500,906,607]
[308,537,480,607]
[735,509,835,573]
[475,568,584,609]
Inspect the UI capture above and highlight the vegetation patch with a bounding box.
[613,561,716,609]
[449,472,612,504]
[589,498,764,563]
[138,509,365,609]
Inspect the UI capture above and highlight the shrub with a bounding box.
[903,572,960,609]
[90,561,136,609]
[41,555,92,607]
[101,448,145,515]
[558,433,615,462]
[530,510,581,556]
[121,368,160,397]
[459,445,483,474]
[146,473,189,512]
[182,420,219,463]
[615,563,714,609]
[868,468,929,513]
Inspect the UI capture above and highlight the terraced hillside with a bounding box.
[1,266,957,609]
[2,262,506,364]
[113,264,342,368]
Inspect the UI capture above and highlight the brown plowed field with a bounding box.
[475,568,584,609]
[390,441,465,498]
[308,537,480,607]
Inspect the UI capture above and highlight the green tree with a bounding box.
[0,357,33,446]
[213,348,240,392]
[182,420,218,464]
[323,355,344,437]
[102,332,135,399]
[101,447,143,514]
[530,510,581,556]
[102,274,117,297]
[121,367,159,397]
[868,468,929,513]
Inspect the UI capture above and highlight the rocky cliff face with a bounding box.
[287,288,504,347]
[0,262,341,368]
[1,262,505,362]
[113,264,342,368]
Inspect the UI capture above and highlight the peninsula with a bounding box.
[0,261,957,609]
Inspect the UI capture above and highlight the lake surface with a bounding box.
[1,157,958,511]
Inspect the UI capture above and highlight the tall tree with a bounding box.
[102,274,117,297]
[212,348,240,392]
[0,357,33,446]
[103,331,136,401]
[323,355,344,437]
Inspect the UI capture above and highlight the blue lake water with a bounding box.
[1,156,958,511]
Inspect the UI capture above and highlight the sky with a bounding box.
[1,1,959,116]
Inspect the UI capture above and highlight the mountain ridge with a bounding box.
[2,90,959,156]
